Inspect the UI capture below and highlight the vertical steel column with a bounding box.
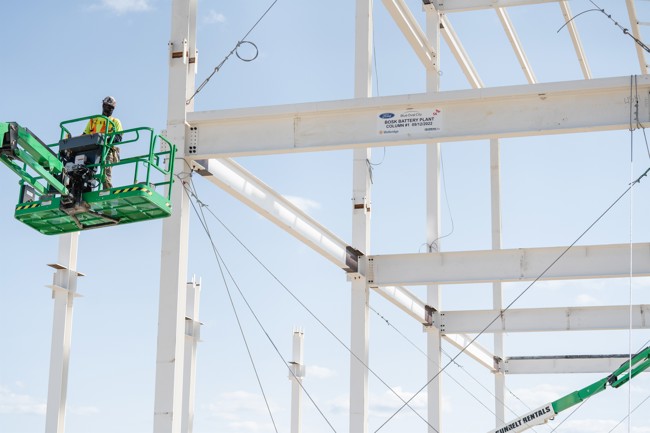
[289,329,305,433]
[425,7,442,433]
[182,277,201,433]
[44,233,81,433]
[490,138,506,426]
[350,1,373,433]
[154,0,197,431]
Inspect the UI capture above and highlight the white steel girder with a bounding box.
[45,234,82,433]
[185,75,650,158]
[154,0,197,431]
[503,355,636,374]
[441,15,484,89]
[626,0,648,74]
[443,333,498,372]
[559,1,591,79]
[182,277,201,433]
[365,243,650,286]
[381,0,438,71]
[424,0,558,13]
[195,157,435,324]
[495,7,536,83]
[195,158,349,269]
[195,157,504,376]
[437,304,650,333]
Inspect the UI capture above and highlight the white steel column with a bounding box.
[350,1,373,433]
[44,233,81,433]
[490,138,506,427]
[289,329,305,433]
[181,277,201,433]
[154,0,197,431]
[425,6,442,433]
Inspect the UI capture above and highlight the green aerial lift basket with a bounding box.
[1,116,177,235]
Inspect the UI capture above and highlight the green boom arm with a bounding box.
[489,346,650,433]
[0,121,67,195]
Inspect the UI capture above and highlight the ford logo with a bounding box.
[379,112,395,119]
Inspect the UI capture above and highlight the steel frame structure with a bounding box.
[150,1,650,432]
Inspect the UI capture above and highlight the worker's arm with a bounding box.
[110,118,123,143]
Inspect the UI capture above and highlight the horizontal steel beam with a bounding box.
[424,0,557,13]
[439,305,650,333]
[366,243,650,286]
[185,75,650,158]
[503,355,635,374]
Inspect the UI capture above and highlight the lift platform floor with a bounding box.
[15,184,171,235]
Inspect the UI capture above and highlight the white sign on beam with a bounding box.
[377,109,443,136]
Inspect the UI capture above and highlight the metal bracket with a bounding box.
[345,246,363,274]
[46,263,85,297]
[188,126,198,155]
[169,39,189,64]
[424,304,436,327]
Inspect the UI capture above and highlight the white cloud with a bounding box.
[204,10,226,24]
[227,420,275,433]
[69,405,100,416]
[307,365,336,379]
[93,0,153,14]
[562,418,650,433]
[284,195,322,214]
[329,387,450,418]
[206,391,279,432]
[328,394,349,414]
[0,385,98,416]
[575,293,599,305]
[0,385,46,415]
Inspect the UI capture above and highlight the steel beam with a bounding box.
[154,0,196,431]
[490,137,506,427]
[424,0,557,13]
[195,158,434,325]
[443,333,498,372]
[289,329,305,433]
[439,305,650,334]
[503,355,635,374]
[382,0,438,71]
[366,243,650,286]
[626,0,648,74]
[196,158,349,269]
[186,75,650,158]
[425,8,443,431]
[559,1,591,80]
[374,285,431,324]
[495,7,536,83]
[181,277,201,433]
[441,15,483,88]
[45,234,81,433]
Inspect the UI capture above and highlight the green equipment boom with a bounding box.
[1,116,177,235]
[488,346,650,433]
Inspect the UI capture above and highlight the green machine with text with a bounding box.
[489,346,650,433]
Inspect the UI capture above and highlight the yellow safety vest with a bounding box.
[84,116,123,135]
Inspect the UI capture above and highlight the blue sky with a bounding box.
[2,1,650,433]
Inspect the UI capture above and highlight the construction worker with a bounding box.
[84,96,123,189]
